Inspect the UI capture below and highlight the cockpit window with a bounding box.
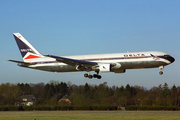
[164,55,170,58]
[163,54,175,63]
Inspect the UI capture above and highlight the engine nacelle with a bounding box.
[98,63,121,72]
[76,65,92,71]
[99,64,111,72]
[113,69,126,73]
[111,63,121,69]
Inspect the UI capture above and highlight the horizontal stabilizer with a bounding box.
[8,60,35,65]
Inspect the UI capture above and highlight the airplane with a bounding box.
[8,33,175,79]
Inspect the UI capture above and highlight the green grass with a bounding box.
[0,111,180,120]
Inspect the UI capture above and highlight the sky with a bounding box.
[0,0,180,88]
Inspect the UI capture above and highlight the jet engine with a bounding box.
[111,63,121,69]
[98,63,121,72]
[113,69,126,73]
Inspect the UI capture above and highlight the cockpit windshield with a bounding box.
[164,55,175,63]
[164,55,170,58]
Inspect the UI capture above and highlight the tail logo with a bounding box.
[20,49,32,52]
[23,52,42,60]
[24,54,42,60]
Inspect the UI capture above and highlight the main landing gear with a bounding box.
[84,71,102,79]
[159,66,164,75]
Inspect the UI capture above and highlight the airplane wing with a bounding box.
[8,60,35,65]
[45,55,98,68]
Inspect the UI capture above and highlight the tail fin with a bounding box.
[13,33,43,62]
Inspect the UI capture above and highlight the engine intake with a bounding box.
[111,63,121,69]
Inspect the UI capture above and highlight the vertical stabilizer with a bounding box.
[13,33,43,61]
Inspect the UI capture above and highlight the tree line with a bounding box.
[0,80,179,106]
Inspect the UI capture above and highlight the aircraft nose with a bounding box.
[164,55,175,63]
[170,56,175,63]
[167,56,175,63]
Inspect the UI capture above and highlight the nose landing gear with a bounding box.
[159,71,163,75]
[159,66,164,75]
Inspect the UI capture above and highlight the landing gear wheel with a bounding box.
[84,71,101,79]
[93,74,98,78]
[159,66,164,75]
[159,71,163,75]
[88,75,93,79]
[84,73,88,78]
[97,75,102,79]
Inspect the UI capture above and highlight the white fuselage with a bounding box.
[10,33,175,79]
[19,51,172,73]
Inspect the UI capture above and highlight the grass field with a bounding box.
[0,111,180,120]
